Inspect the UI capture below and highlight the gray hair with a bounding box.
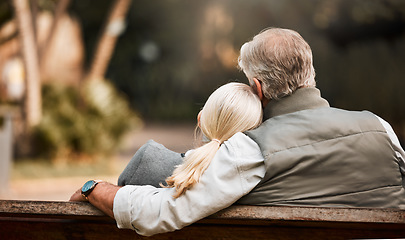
[238,28,316,100]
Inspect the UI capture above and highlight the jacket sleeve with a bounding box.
[113,132,265,236]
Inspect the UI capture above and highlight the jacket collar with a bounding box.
[263,87,330,120]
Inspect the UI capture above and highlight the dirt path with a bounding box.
[2,123,195,201]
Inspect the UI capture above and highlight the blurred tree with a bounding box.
[38,0,71,72]
[4,0,403,146]
[1,0,140,160]
[86,0,132,81]
[11,0,42,127]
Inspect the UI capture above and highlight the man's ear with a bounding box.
[252,78,270,107]
[252,78,264,100]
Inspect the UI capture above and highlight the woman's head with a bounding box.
[165,82,262,198]
[199,82,263,144]
[238,28,316,100]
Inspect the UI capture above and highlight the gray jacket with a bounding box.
[240,87,405,208]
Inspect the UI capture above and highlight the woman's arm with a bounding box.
[113,133,265,236]
[70,133,264,236]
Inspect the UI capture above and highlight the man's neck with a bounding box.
[263,87,329,120]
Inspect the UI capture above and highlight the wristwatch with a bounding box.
[81,180,100,200]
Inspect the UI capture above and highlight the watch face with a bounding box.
[82,180,95,193]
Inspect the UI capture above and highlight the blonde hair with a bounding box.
[164,82,262,198]
[238,28,316,100]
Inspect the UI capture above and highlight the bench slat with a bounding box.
[1,200,405,239]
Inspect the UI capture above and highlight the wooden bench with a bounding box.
[1,200,405,239]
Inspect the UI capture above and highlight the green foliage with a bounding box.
[33,80,141,161]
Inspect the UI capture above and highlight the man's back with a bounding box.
[240,87,405,209]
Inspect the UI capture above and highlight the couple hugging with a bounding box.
[70,28,405,236]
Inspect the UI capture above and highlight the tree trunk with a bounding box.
[11,0,42,128]
[38,0,72,70]
[86,0,132,81]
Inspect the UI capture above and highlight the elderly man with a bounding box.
[70,28,405,236]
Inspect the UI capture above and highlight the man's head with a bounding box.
[238,28,316,104]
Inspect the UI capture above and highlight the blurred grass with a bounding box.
[11,157,122,180]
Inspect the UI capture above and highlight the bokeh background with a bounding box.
[0,0,404,200]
